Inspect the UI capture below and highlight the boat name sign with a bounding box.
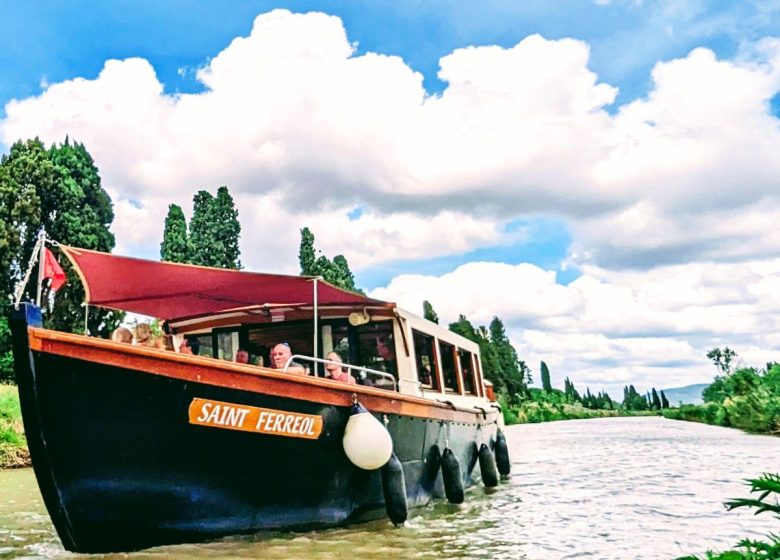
[188,398,323,440]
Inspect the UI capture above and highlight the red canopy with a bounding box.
[60,245,392,322]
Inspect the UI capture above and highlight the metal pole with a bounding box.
[313,277,319,368]
[35,229,46,307]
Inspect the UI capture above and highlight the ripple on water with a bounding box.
[2,417,780,559]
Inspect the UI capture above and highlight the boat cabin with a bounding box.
[170,305,487,403]
[60,245,491,404]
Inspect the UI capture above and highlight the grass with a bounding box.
[0,384,30,468]
[503,399,658,425]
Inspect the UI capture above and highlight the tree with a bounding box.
[211,186,242,269]
[540,361,552,392]
[489,316,529,401]
[189,187,242,269]
[160,204,190,263]
[0,137,121,382]
[297,227,361,292]
[299,227,318,276]
[423,300,439,324]
[707,347,738,375]
[651,387,662,410]
[189,190,217,267]
[44,140,121,338]
[660,390,670,409]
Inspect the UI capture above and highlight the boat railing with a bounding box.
[286,354,399,391]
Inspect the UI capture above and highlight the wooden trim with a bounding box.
[27,328,496,425]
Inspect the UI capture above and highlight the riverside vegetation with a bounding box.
[662,348,780,434]
[0,384,28,468]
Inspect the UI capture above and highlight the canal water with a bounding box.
[2,416,779,559]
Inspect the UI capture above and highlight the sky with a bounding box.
[2,0,780,398]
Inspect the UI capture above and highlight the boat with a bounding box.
[10,244,509,553]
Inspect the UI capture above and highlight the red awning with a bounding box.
[60,245,393,322]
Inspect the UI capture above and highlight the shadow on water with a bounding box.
[2,417,779,560]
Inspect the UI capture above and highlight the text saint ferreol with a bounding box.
[188,398,323,440]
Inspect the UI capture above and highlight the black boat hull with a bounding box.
[11,305,499,553]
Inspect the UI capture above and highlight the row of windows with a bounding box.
[412,329,480,395]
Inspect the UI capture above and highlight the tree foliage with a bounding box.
[160,204,190,263]
[540,361,552,392]
[447,314,530,404]
[0,138,121,381]
[423,300,439,324]
[707,347,738,375]
[297,227,360,292]
[188,187,242,269]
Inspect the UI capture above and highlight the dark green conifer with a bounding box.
[160,204,190,263]
[541,361,552,392]
[423,300,439,324]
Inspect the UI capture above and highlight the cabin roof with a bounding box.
[60,245,393,322]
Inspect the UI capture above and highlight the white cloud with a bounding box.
[3,9,780,393]
[371,259,780,396]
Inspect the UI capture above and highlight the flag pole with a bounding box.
[35,228,46,307]
[313,277,319,370]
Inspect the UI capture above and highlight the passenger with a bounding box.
[270,343,307,375]
[179,337,194,354]
[235,349,249,364]
[325,351,356,384]
[134,323,156,347]
[157,334,174,351]
[189,338,201,356]
[111,327,133,344]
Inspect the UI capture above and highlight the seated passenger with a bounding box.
[111,327,133,344]
[179,337,194,354]
[270,343,307,375]
[325,352,356,384]
[235,349,249,364]
[134,323,156,347]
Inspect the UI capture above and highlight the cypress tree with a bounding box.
[423,300,439,324]
[540,361,552,392]
[660,390,670,409]
[211,186,241,269]
[299,227,318,276]
[189,190,216,267]
[651,387,662,410]
[160,204,190,263]
[297,227,360,292]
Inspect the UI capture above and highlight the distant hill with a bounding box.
[662,383,709,405]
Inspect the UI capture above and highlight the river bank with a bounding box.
[0,385,29,468]
[502,399,658,425]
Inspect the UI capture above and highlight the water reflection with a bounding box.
[2,417,779,559]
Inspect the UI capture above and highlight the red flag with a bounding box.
[43,248,66,292]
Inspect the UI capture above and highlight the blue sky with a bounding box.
[3,1,771,116]
[3,0,774,288]
[3,2,780,394]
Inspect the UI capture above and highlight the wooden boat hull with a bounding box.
[10,305,500,553]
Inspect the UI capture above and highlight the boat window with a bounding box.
[247,320,314,368]
[216,330,240,361]
[439,340,459,392]
[355,322,397,388]
[412,329,439,390]
[459,348,477,395]
[188,334,212,357]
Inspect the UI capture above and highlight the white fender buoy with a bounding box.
[343,401,393,470]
